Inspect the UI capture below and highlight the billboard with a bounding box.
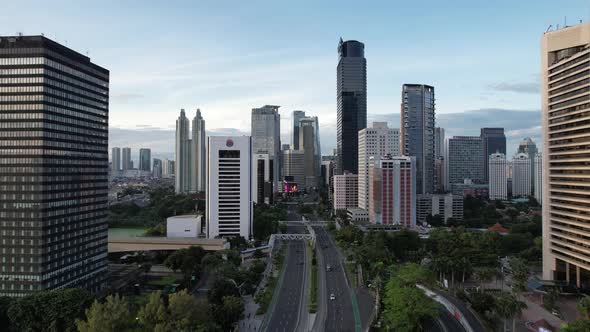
[284,181,298,193]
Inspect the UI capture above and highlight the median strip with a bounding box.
[309,243,318,313]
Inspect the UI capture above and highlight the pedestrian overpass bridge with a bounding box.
[108,236,229,253]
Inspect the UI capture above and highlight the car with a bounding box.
[330,293,335,300]
[326,264,332,271]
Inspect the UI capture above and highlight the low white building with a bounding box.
[167,215,202,238]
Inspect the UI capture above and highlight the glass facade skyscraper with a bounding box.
[401,84,435,194]
[480,128,506,183]
[0,35,109,296]
[336,39,366,175]
[139,148,151,172]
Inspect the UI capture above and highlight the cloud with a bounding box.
[488,82,539,94]
[111,93,144,103]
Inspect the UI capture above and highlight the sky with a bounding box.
[3,0,589,162]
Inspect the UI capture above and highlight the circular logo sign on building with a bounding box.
[226,139,234,147]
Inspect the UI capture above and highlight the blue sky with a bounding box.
[3,0,590,160]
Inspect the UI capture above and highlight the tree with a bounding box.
[495,293,527,332]
[382,281,439,331]
[138,291,167,331]
[76,294,134,332]
[0,296,13,331]
[472,267,496,291]
[561,319,590,331]
[509,257,529,294]
[8,288,94,332]
[208,278,239,306]
[212,296,244,331]
[578,296,590,318]
[166,290,209,331]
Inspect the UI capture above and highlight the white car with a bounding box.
[330,293,335,301]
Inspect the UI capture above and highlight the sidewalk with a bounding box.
[238,295,262,332]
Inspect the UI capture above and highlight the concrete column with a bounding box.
[577,266,581,288]
[566,262,570,283]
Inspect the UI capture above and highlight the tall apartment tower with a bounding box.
[488,152,508,200]
[176,109,191,193]
[401,84,435,194]
[291,110,306,150]
[512,153,532,198]
[192,109,206,192]
[357,122,400,210]
[111,147,121,175]
[336,39,367,175]
[480,128,506,183]
[448,136,484,185]
[0,35,109,296]
[333,172,358,210]
[541,22,590,285]
[299,117,319,188]
[139,148,151,172]
[534,153,542,203]
[368,156,416,227]
[207,136,252,239]
[518,137,538,195]
[122,147,131,171]
[251,105,281,192]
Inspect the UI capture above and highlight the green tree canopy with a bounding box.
[76,294,134,332]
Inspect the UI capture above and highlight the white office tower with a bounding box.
[162,159,175,178]
[111,147,121,175]
[207,136,252,239]
[489,152,508,200]
[251,105,281,192]
[175,109,191,193]
[534,153,542,203]
[358,122,400,210]
[192,109,206,192]
[512,152,532,197]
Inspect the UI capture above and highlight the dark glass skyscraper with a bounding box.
[480,128,506,183]
[0,35,109,296]
[401,84,435,194]
[336,39,366,175]
[139,148,151,172]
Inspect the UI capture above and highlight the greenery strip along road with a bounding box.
[309,243,318,313]
[259,243,289,332]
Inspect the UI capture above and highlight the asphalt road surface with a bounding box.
[314,226,356,332]
[266,240,306,332]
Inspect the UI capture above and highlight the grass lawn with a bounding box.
[147,274,177,287]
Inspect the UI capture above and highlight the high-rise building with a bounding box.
[192,109,206,192]
[434,127,445,159]
[252,153,273,205]
[489,152,508,200]
[0,35,109,296]
[368,156,416,227]
[434,127,445,192]
[448,136,484,185]
[139,148,151,172]
[207,136,252,239]
[153,158,163,179]
[512,153,531,198]
[416,193,463,224]
[252,105,281,192]
[541,22,590,286]
[518,137,538,195]
[480,128,506,183]
[357,122,400,210]
[401,84,435,194]
[282,149,305,188]
[122,148,133,173]
[299,117,319,188]
[336,39,367,175]
[291,110,306,150]
[534,153,542,203]
[163,159,175,178]
[176,109,191,192]
[333,172,358,210]
[111,147,121,175]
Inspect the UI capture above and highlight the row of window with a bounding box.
[0,103,107,123]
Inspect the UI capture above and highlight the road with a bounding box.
[265,239,307,332]
[314,226,356,332]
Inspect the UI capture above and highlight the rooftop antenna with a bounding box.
[546,24,552,33]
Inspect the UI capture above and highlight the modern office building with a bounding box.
[333,172,358,210]
[251,105,280,192]
[321,159,334,191]
[518,137,538,194]
[357,122,400,210]
[162,159,175,178]
[111,147,121,175]
[434,127,445,192]
[489,152,508,200]
[336,39,367,175]
[122,147,131,172]
[252,153,273,205]
[139,148,151,172]
[153,158,163,179]
[291,110,306,150]
[299,117,319,188]
[448,136,484,185]
[207,136,252,239]
[512,152,532,198]
[401,84,435,194]
[0,35,109,296]
[416,193,463,224]
[192,109,206,192]
[282,149,305,189]
[480,128,506,183]
[368,156,416,227]
[534,153,542,203]
[541,22,590,286]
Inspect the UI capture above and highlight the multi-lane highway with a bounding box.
[314,226,357,332]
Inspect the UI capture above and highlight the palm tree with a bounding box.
[495,293,527,332]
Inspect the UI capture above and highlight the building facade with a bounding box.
[416,193,463,224]
[175,109,206,193]
[207,136,252,239]
[282,149,305,189]
[512,152,532,198]
[152,158,163,179]
[336,39,367,175]
[369,156,416,227]
[401,84,435,194]
[139,148,151,172]
[333,172,358,210]
[489,152,508,200]
[252,153,273,205]
[518,137,538,195]
[434,127,445,192]
[111,147,121,175]
[162,159,175,178]
[448,136,484,185]
[251,105,280,192]
[122,147,131,172]
[480,128,506,183]
[0,35,109,296]
[291,110,306,150]
[357,122,400,210]
[534,153,542,203]
[299,117,319,188]
[192,109,206,192]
